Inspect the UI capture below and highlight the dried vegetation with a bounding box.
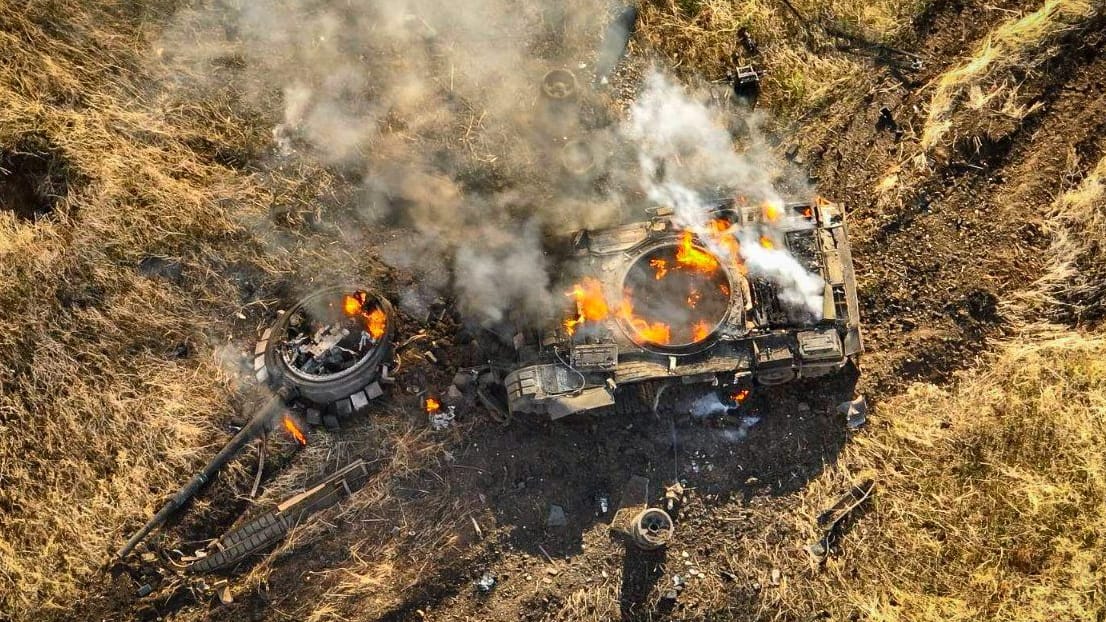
[2,0,1105,621]
[921,0,1104,153]
[0,2,289,617]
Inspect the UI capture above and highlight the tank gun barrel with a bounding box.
[115,386,295,560]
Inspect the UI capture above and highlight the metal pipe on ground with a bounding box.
[115,386,297,560]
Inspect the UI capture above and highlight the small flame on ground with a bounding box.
[425,397,441,413]
[282,414,307,446]
[732,388,751,403]
[759,236,775,249]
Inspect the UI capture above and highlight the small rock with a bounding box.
[770,568,781,585]
[542,577,553,584]
[545,567,559,577]
[546,504,567,528]
[218,585,234,605]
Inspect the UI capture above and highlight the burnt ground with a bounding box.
[84,1,1106,620]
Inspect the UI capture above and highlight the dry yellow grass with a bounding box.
[635,0,912,117]
[921,0,1102,151]
[1017,154,1106,324]
[3,1,1105,621]
[0,2,294,618]
[790,330,1106,620]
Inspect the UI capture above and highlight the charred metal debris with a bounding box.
[114,8,866,607]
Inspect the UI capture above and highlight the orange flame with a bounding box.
[343,292,387,340]
[759,236,775,249]
[365,307,387,340]
[675,231,720,274]
[732,388,751,403]
[802,207,814,219]
[762,201,782,223]
[618,294,671,345]
[282,414,307,446]
[691,320,711,342]
[343,294,363,316]
[425,397,441,413]
[564,277,610,335]
[649,258,668,280]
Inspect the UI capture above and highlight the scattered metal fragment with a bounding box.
[837,395,868,429]
[807,477,876,562]
[596,494,610,515]
[663,482,685,513]
[428,405,455,431]
[661,574,685,603]
[732,65,761,109]
[188,458,373,573]
[630,508,674,550]
[546,504,568,528]
[475,571,497,594]
[737,27,759,55]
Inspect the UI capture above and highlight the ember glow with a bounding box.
[732,388,751,403]
[342,292,387,340]
[425,397,441,414]
[687,289,702,308]
[282,414,307,446]
[691,320,711,342]
[649,258,668,280]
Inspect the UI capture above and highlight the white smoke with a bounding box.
[688,392,760,442]
[161,2,825,326]
[624,71,824,320]
[739,229,825,319]
[624,72,783,229]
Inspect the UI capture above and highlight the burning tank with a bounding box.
[504,197,862,419]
